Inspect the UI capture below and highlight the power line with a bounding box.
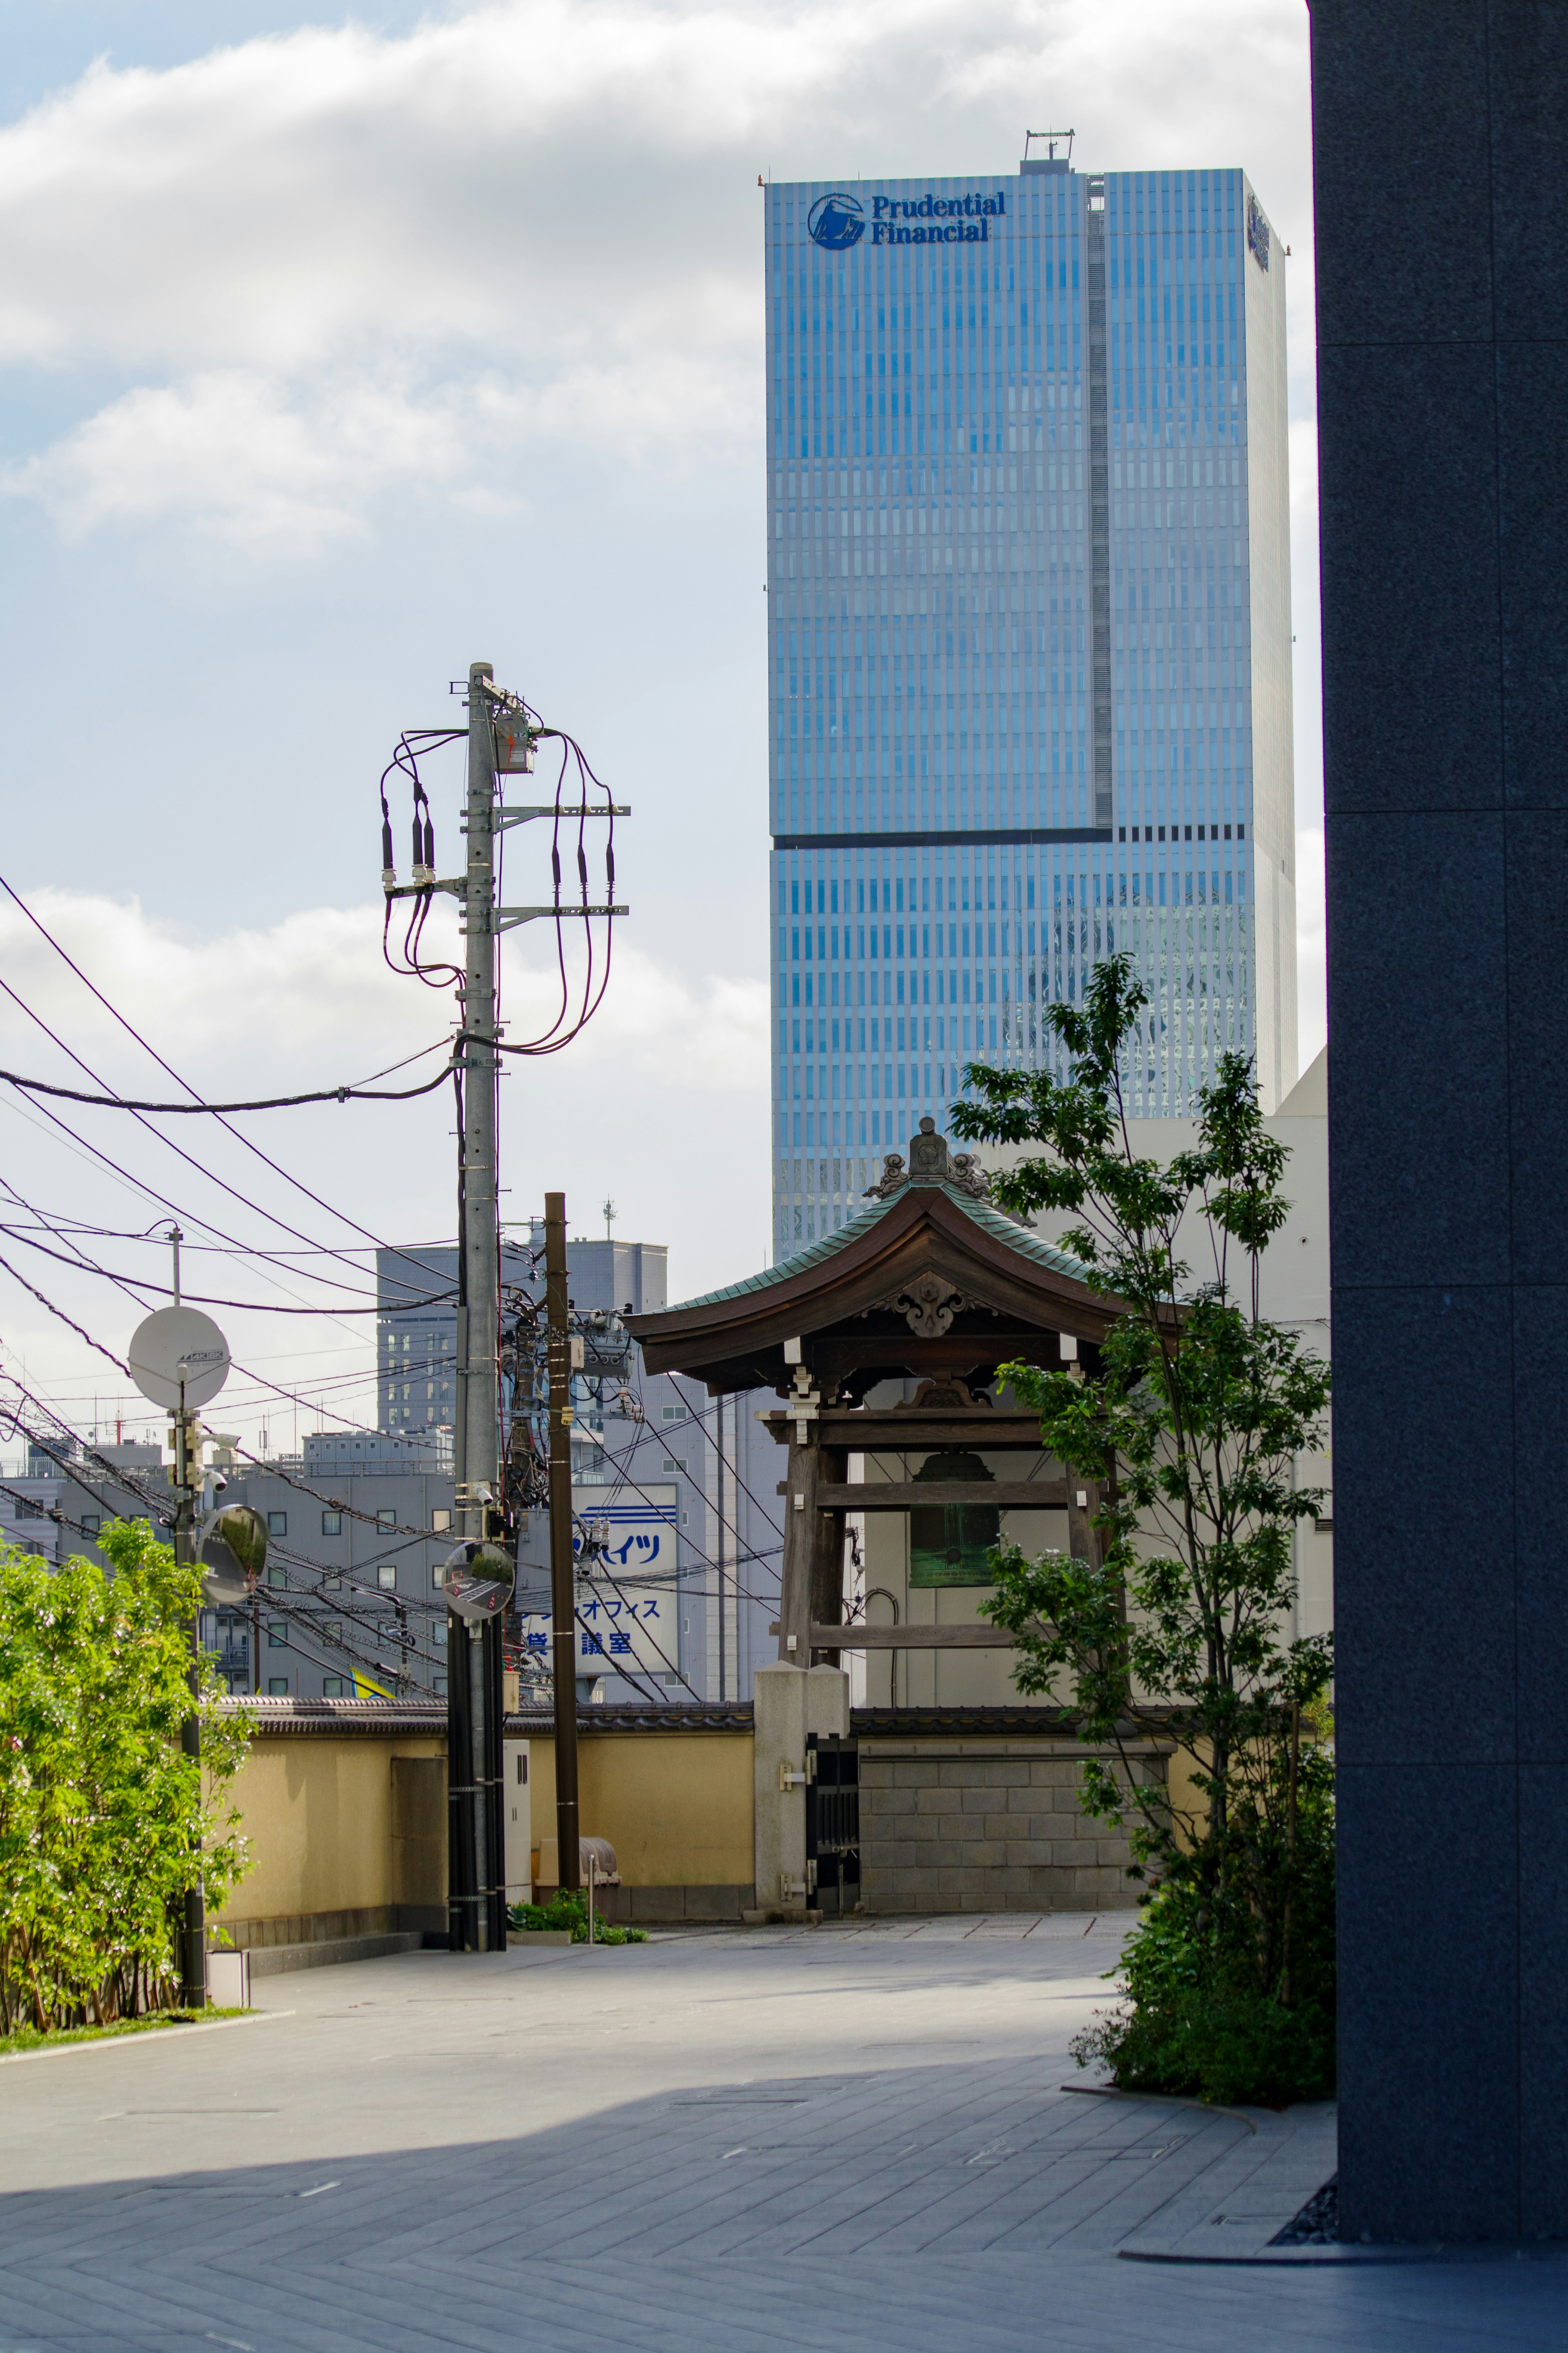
[0,1057,455,1112]
[0,914,448,1305]
[0,1219,455,1315]
[0,1069,427,1334]
[0,873,457,1279]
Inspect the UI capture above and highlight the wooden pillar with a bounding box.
[808,1445,847,1666]
[777,1427,815,1663]
[1065,1473,1102,1572]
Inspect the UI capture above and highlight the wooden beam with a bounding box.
[814,1480,1070,1512]
[806,1335,1070,1378]
[808,1622,1022,1649]
[760,1411,1051,1452]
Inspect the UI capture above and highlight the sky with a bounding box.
[0,0,1320,1456]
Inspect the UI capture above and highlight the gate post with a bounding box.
[752,1665,849,1920]
[752,1664,810,1918]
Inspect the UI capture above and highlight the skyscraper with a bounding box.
[766,152,1295,1259]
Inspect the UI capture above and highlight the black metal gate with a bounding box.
[805,1734,860,1916]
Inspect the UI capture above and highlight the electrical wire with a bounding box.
[1,1394,451,1688]
[0,1220,454,1315]
[0,1057,455,1113]
[0,1258,454,1541]
[0,873,456,1280]
[378,713,621,1058]
[0,1046,435,1333]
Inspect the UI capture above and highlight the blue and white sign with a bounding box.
[808,187,1007,251]
[517,1488,679,1679]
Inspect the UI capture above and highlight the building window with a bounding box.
[432,1563,446,1588]
[377,1508,396,1529]
[267,1564,286,1588]
[267,1511,287,1536]
[268,1621,287,1648]
[80,1512,101,1535]
[377,1563,397,1590]
[432,1509,451,1533]
[322,1677,346,1697]
[433,1674,447,1695]
[321,1511,341,1535]
[661,1405,687,1423]
[267,1678,289,1695]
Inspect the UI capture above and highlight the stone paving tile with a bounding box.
[1,1930,1565,2350]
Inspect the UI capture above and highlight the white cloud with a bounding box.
[0,0,1314,545]
[3,371,472,549]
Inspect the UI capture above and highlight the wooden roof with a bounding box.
[628,1145,1114,1399]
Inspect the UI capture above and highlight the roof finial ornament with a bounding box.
[863,1151,907,1200]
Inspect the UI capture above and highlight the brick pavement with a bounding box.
[0,1917,1564,2350]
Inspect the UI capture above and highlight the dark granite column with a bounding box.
[1314,0,1568,2243]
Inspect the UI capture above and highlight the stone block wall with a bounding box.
[858,1739,1163,1913]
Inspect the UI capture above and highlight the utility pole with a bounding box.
[166,1226,206,2007]
[448,662,507,1954]
[544,1193,580,1891]
[379,657,625,1941]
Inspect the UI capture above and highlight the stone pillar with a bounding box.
[752,1664,809,1917]
[1314,0,1568,2242]
[751,1663,850,1921]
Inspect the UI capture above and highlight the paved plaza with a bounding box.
[0,1915,1564,2351]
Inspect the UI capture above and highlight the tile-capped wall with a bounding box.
[858,1738,1166,1914]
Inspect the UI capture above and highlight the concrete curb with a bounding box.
[0,2011,293,2067]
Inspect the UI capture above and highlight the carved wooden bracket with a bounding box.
[884,1274,965,1337]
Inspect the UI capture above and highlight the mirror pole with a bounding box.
[174,1395,206,2009]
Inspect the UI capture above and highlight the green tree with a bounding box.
[0,1519,252,2033]
[951,954,1334,2103]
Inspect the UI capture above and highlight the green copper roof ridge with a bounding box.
[664,1182,1093,1315]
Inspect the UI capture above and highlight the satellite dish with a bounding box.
[198,1503,269,1606]
[442,1540,514,1621]
[128,1306,230,1410]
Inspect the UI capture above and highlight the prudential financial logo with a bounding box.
[808,189,1007,251]
[808,191,865,250]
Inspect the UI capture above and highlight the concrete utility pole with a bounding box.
[447,662,507,1954]
[544,1193,580,1891]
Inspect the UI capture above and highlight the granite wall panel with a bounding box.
[1316,0,1568,2244]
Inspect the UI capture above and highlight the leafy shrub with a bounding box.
[0,1521,252,2033]
[953,953,1336,2108]
[1073,1762,1336,2107]
[507,1890,647,1945]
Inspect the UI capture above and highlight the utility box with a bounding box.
[207,1948,251,2008]
[502,1738,531,1908]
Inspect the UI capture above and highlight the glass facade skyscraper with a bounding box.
[766,157,1296,1259]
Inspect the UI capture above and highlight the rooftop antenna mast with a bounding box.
[602,1198,617,1242]
[1022,128,1075,170]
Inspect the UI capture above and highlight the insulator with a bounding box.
[423,814,435,869]
[577,846,588,893]
[606,846,615,889]
[381,813,396,888]
[551,847,561,890]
